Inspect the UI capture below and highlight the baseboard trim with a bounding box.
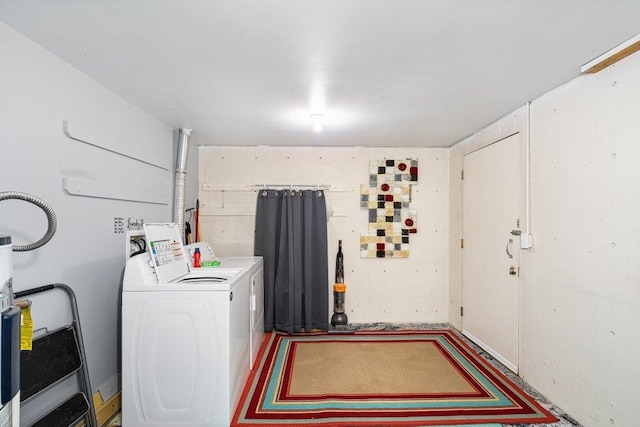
[462,328,518,374]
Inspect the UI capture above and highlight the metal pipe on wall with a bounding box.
[173,128,191,243]
[0,191,57,251]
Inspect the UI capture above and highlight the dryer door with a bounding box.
[122,291,230,426]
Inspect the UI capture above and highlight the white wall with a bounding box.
[199,146,449,324]
[523,51,640,426]
[0,22,174,421]
[450,52,640,426]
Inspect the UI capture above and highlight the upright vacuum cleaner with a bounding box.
[329,240,353,334]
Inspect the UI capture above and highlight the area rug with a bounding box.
[232,330,557,426]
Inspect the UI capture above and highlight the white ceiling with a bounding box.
[2,1,640,147]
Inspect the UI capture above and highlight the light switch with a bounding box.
[520,234,533,249]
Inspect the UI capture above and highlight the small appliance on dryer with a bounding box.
[121,223,264,427]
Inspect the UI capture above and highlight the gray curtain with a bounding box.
[254,189,329,334]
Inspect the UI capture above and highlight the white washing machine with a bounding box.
[122,223,264,427]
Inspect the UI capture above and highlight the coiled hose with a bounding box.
[0,191,57,251]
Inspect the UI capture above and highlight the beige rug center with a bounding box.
[288,341,476,395]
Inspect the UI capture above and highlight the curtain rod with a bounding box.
[250,184,330,190]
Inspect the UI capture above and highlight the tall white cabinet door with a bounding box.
[250,267,265,369]
[228,277,251,418]
[462,133,523,373]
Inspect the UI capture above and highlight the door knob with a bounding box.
[509,266,517,276]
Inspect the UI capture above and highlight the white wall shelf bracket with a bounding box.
[63,177,170,205]
[63,121,170,170]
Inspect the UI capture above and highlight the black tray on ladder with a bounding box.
[15,283,98,427]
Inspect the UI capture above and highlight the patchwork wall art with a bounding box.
[360,158,418,258]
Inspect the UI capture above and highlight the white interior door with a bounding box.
[462,133,523,373]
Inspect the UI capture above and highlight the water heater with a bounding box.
[0,192,57,427]
[0,235,20,426]
[0,235,10,297]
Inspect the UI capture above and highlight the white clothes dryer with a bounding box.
[121,223,264,427]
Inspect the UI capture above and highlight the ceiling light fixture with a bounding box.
[310,114,325,132]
